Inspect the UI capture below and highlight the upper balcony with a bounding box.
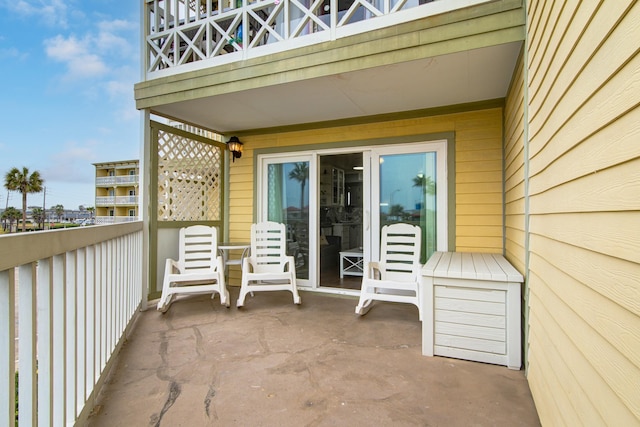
[144,0,471,77]
[138,0,525,133]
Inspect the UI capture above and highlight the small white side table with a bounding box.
[219,242,250,277]
[339,248,364,278]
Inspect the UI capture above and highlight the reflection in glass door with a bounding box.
[264,160,311,280]
[372,142,447,264]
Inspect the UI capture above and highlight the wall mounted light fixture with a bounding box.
[227,136,243,162]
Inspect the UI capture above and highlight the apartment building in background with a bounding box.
[94,160,140,224]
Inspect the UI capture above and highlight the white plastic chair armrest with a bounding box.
[215,255,225,272]
[364,261,382,280]
[165,258,180,274]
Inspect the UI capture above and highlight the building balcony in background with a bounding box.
[96,196,139,206]
[96,216,140,224]
[95,175,139,186]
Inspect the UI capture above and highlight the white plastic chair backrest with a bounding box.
[250,221,288,273]
[379,223,422,282]
[179,225,218,273]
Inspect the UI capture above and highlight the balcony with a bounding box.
[95,196,139,206]
[1,225,539,425]
[96,216,139,224]
[1,223,143,426]
[137,0,524,133]
[95,175,139,186]
[144,0,497,78]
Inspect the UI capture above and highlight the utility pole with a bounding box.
[3,191,9,232]
[42,187,47,229]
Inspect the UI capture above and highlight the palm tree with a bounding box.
[1,207,21,233]
[389,203,405,219]
[87,206,95,219]
[4,167,44,232]
[53,204,65,222]
[31,207,44,230]
[288,163,309,216]
[412,173,436,263]
[412,174,435,195]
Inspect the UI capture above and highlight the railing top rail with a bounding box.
[0,221,143,271]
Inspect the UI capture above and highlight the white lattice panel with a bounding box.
[157,129,223,221]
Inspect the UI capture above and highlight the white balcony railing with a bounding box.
[0,222,144,426]
[96,196,139,206]
[96,196,116,205]
[96,175,139,186]
[96,216,140,225]
[145,0,454,76]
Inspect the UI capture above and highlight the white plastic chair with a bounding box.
[237,221,302,307]
[157,225,229,312]
[355,223,423,319]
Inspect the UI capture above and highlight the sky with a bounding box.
[0,0,140,211]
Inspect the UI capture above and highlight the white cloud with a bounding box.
[0,46,29,61]
[4,0,69,27]
[43,140,99,182]
[44,34,108,79]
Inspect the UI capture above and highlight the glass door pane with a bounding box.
[378,152,436,263]
[265,160,311,280]
[372,141,447,264]
[318,153,364,290]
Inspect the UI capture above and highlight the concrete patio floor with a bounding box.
[87,288,540,426]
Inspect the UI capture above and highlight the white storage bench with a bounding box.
[421,252,524,370]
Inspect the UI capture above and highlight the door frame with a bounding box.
[256,139,449,294]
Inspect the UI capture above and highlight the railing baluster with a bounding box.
[37,258,53,427]
[65,251,77,422]
[52,254,66,426]
[0,269,16,427]
[18,264,37,426]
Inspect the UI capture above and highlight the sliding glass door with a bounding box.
[257,140,447,291]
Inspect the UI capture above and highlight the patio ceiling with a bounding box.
[152,41,523,133]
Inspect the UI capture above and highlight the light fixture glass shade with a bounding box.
[227,136,243,162]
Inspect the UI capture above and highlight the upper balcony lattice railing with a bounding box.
[144,0,436,75]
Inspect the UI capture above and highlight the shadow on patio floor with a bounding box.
[87,287,539,426]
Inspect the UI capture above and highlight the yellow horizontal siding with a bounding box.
[526,0,640,424]
[530,108,640,195]
[529,2,638,154]
[529,260,639,424]
[528,301,607,426]
[229,107,504,254]
[503,30,526,309]
[529,159,640,216]
[530,211,639,263]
